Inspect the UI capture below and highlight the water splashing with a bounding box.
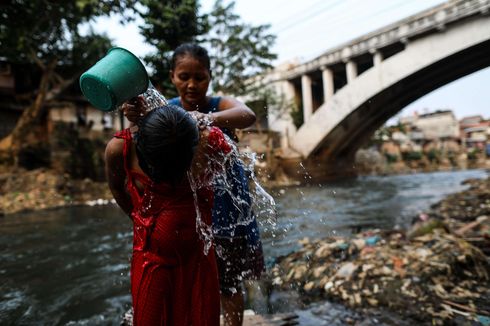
[141,83,168,112]
[187,170,215,255]
[187,131,277,257]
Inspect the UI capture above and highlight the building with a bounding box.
[0,60,124,140]
[410,110,460,140]
[459,115,490,151]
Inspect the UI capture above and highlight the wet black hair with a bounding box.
[171,43,211,76]
[136,105,199,185]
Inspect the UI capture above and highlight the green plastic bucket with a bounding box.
[79,47,149,112]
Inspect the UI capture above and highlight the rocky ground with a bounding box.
[268,176,490,325]
[0,167,113,216]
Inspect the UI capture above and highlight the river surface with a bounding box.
[0,169,487,325]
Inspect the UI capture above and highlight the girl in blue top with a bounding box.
[123,43,265,326]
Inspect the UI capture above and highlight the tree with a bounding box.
[137,0,209,97]
[0,0,136,164]
[205,0,277,96]
[136,0,277,99]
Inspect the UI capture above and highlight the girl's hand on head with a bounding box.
[120,96,148,123]
[188,111,214,131]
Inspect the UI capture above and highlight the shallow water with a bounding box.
[0,169,487,325]
[260,169,488,259]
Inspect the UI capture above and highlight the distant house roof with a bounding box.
[464,126,486,132]
[418,109,454,118]
[460,115,484,126]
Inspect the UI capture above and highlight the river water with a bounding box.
[0,169,487,325]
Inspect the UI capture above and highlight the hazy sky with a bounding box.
[94,0,489,120]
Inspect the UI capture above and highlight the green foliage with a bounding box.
[393,122,406,134]
[1,0,137,160]
[290,103,304,129]
[245,87,278,120]
[245,84,305,131]
[372,127,390,145]
[69,137,106,181]
[67,31,114,74]
[447,151,457,166]
[138,0,209,96]
[384,153,398,163]
[135,0,277,97]
[467,148,480,161]
[52,122,106,180]
[402,151,423,161]
[0,0,136,67]
[206,0,277,96]
[17,143,51,170]
[426,149,440,163]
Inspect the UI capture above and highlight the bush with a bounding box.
[402,151,423,161]
[384,153,398,163]
[426,149,440,163]
[18,143,51,170]
[447,151,457,166]
[290,105,304,129]
[467,149,479,161]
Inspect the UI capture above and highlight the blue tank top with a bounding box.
[168,96,220,114]
[167,97,235,140]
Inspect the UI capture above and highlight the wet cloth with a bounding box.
[168,97,265,292]
[114,128,221,326]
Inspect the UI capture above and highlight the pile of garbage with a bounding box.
[428,177,490,256]
[270,177,490,325]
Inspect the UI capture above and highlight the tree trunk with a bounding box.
[5,60,57,166]
[1,55,81,167]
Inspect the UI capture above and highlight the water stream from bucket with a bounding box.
[108,83,168,124]
[141,83,168,112]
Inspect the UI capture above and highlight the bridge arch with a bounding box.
[265,2,490,178]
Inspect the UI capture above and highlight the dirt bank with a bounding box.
[0,168,113,215]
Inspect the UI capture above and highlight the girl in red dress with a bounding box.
[105,105,229,325]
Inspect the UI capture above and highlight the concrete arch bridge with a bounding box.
[265,0,490,180]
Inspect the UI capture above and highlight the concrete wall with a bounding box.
[49,105,125,131]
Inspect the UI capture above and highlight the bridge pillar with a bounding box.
[321,67,334,102]
[373,51,383,67]
[301,74,313,122]
[346,60,358,83]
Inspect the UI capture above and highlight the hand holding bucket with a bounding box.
[79,47,149,112]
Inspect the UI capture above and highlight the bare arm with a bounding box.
[190,127,231,186]
[211,96,256,129]
[190,129,212,185]
[105,138,133,217]
[121,95,256,130]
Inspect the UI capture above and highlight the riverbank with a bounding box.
[269,176,490,325]
[1,162,488,216]
[0,167,113,216]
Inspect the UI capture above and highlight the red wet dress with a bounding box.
[115,128,229,326]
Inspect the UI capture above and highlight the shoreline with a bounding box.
[1,166,488,216]
[0,167,114,216]
[268,176,489,325]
